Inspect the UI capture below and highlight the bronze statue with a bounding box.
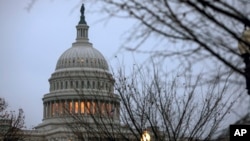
[80,4,85,16]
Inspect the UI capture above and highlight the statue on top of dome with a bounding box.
[79,3,87,24]
[80,4,85,16]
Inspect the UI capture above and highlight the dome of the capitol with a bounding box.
[54,4,109,71]
[36,4,120,131]
[55,43,109,70]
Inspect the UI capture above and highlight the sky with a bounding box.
[1,0,249,131]
[0,0,140,128]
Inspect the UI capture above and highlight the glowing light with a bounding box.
[141,130,151,141]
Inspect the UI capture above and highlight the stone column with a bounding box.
[72,99,74,114]
[48,101,51,118]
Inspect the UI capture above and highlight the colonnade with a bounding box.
[50,79,112,92]
[43,99,119,119]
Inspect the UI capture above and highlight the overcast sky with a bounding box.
[1,0,249,130]
[0,0,140,128]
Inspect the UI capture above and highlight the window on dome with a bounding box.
[116,106,120,117]
[75,102,79,114]
[87,81,90,89]
[52,102,58,116]
[93,81,95,89]
[76,81,79,88]
[80,58,84,63]
[77,29,80,37]
[70,81,73,88]
[51,103,54,116]
[81,81,84,88]
[55,103,58,116]
[98,81,100,89]
[59,102,63,114]
[107,103,112,113]
[69,102,73,113]
[63,101,67,114]
[101,102,105,115]
[56,82,59,90]
[65,81,68,89]
[61,81,63,89]
[92,102,96,114]
[101,82,104,89]
[80,29,82,37]
[86,101,91,114]
[81,101,84,114]
[110,86,113,92]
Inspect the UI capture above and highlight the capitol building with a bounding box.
[21,4,123,141]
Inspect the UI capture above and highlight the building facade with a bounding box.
[22,4,121,141]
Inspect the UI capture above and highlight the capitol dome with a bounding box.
[55,6,109,71]
[55,42,109,70]
[36,4,120,131]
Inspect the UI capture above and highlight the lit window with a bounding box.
[80,58,84,63]
[51,103,54,116]
[86,102,91,114]
[101,102,105,115]
[59,102,63,114]
[55,103,58,115]
[69,102,73,113]
[75,102,78,114]
[81,101,84,114]
[106,103,112,115]
[52,103,58,116]
[92,102,96,114]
